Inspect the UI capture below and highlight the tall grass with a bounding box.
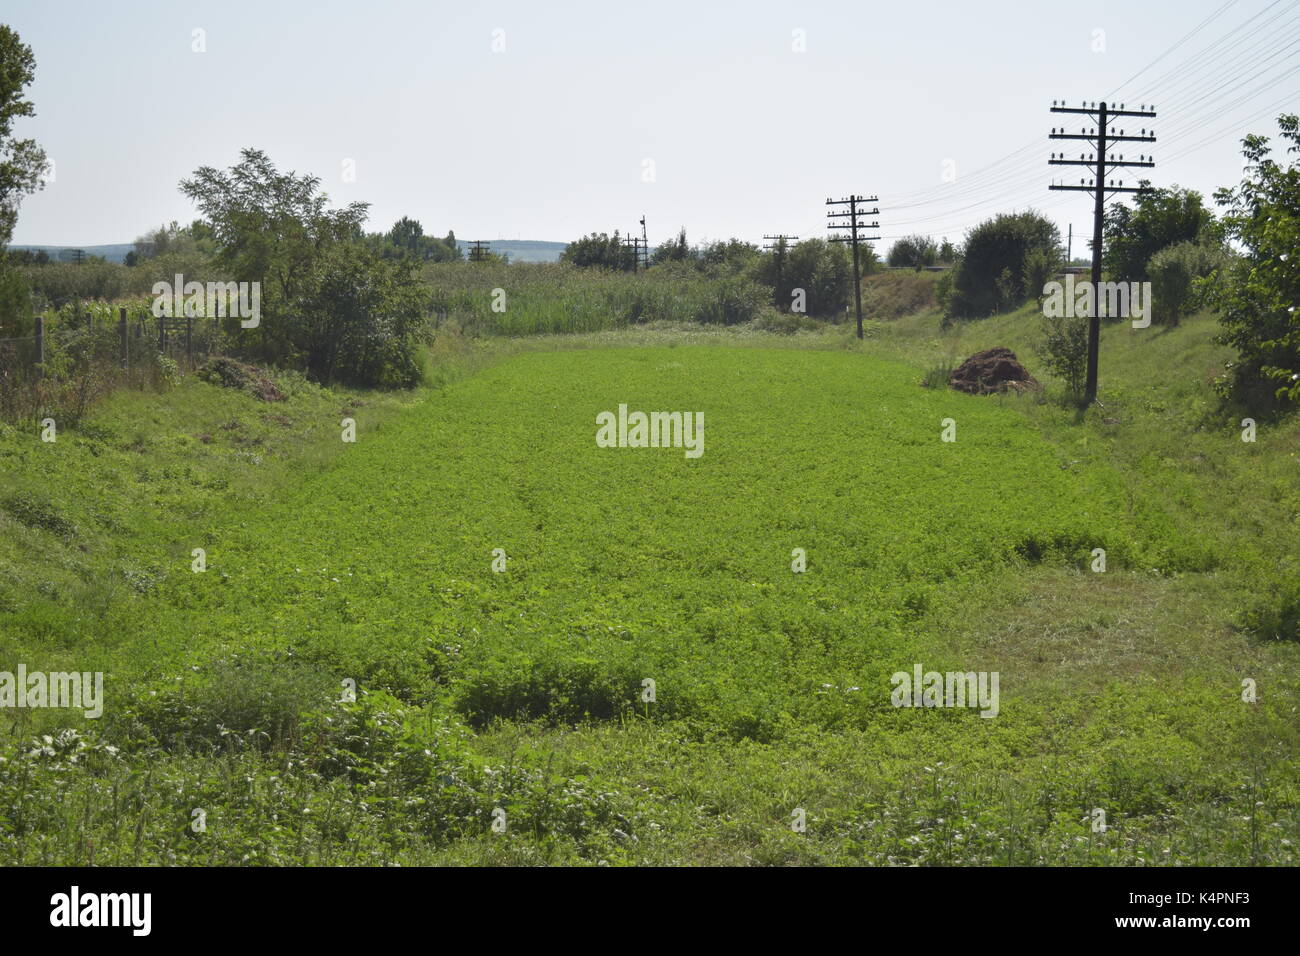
[423,261,769,336]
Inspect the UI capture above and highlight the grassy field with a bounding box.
[0,310,1297,865]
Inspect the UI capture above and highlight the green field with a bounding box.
[1,316,1298,865]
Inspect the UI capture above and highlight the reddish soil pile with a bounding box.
[949,348,1040,395]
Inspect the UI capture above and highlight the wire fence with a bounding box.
[0,305,224,425]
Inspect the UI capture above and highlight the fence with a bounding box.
[0,304,223,424]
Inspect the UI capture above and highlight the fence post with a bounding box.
[35,314,44,378]
[119,307,128,369]
[186,315,193,366]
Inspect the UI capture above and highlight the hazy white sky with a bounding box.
[6,0,1298,251]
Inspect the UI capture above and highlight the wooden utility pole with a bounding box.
[826,195,880,339]
[468,240,491,262]
[622,235,645,272]
[1050,99,1156,404]
[762,235,799,307]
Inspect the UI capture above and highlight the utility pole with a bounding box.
[1049,99,1156,405]
[762,235,799,309]
[1067,223,1072,264]
[622,235,644,272]
[826,195,880,339]
[468,240,491,262]
[640,215,650,269]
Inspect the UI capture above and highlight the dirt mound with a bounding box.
[196,357,283,402]
[948,348,1039,395]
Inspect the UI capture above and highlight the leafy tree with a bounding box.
[376,217,460,262]
[651,228,691,265]
[757,238,851,318]
[1210,114,1300,408]
[937,238,957,263]
[946,211,1061,319]
[0,25,47,249]
[130,220,216,261]
[887,235,938,269]
[0,26,48,332]
[560,231,637,271]
[1103,185,1219,282]
[180,148,425,387]
[697,238,760,273]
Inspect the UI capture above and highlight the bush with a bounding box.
[1037,314,1090,405]
[2,490,76,537]
[1022,247,1058,304]
[760,238,853,319]
[0,259,31,335]
[752,308,823,334]
[946,212,1061,319]
[1147,241,1229,326]
[692,276,766,325]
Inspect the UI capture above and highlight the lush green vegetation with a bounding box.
[1,308,1296,864]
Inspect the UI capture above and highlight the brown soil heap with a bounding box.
[948,347,1039,395]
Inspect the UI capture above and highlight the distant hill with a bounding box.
[7,243,134,263]
[8,240,569,265]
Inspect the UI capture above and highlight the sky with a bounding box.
[5,0,1298,253]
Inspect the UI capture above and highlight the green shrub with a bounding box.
[1147,241,1228,326]
[1037,313,1090,404]
[2,491,76,537]
[946,212,1061,319]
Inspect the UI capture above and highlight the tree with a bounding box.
[887,235,938,269]
[698,238,760,273]
[0,26,48,332]
[180,149,425,387]
[651,227,691,265]
[377,217,460,262]
[1021,245,1058,304]
[1103,185,1219,282]
[945,211,1061,319]
[1210,114,1300,409]
[757,238,851,318]
[938,238,957,264]
[560,231,636,271]
[130,220,215,261]
[0,25,47,250]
